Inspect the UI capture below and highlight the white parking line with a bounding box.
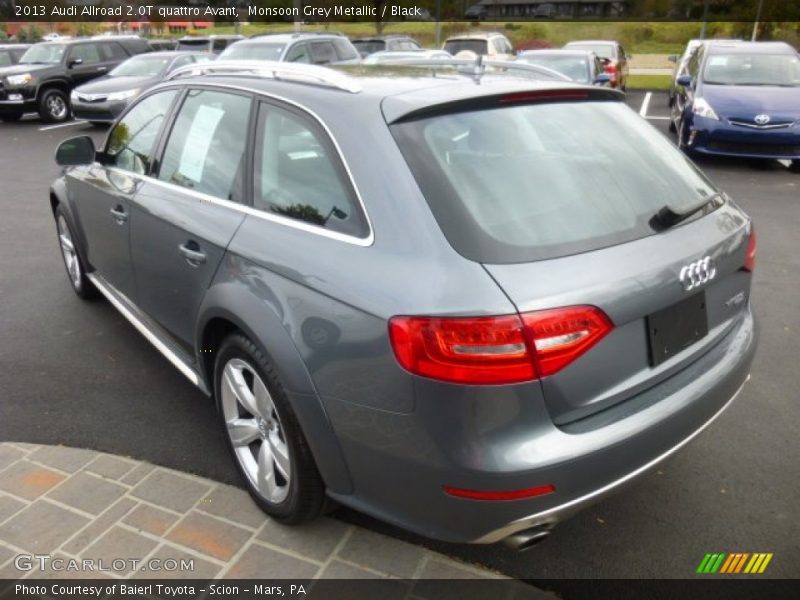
[39,121,87,132]
[639,91,652,117]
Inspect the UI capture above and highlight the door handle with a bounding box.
[98,66,107,72]
[178,242,207,266]
[109,206,127,224]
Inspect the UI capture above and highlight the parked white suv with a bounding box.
[442,32,514,61]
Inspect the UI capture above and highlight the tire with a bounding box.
[54,205,99,300]
[38,88,70,123]
[215,333,326,524]
[0,112,23,122]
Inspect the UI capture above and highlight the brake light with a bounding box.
[743,227,757,272]
[443,483,556,501]
[500,90,589,104]
[388,306,612,385]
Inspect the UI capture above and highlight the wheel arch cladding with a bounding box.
[197,286,354,495]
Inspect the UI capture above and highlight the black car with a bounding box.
[351,35,421,58]
[71,51,208,124]
[0,44,30,68]
[0,37,151,123]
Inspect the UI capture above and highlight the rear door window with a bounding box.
[69,43,101,64]
[158,90,252,203]
[332,39,359,61]
[285,43,310,63]
[101,42,129,61]
[391,100,718,263]
[253,102,368,238]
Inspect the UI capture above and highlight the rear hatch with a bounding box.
[389,89,754,424]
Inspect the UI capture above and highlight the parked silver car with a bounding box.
[50,61,757,549]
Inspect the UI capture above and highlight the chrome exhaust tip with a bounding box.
[502,526,551,552]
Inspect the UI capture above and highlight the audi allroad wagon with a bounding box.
[50,61,757,550]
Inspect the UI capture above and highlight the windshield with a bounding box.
[110,55,170,77]
[220,43,285,61]
[517,55,591,82]
[392,101,718,263]
[703,53,800,86]
[565,43,614,60]
[20,43,66,64]
[443,40,488,56]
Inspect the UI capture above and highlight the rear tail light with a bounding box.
[388,306,613,385]
[742,227,757,272]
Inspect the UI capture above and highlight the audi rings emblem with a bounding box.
[679,257,716,291]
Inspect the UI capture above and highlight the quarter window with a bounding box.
[285,43,310,63]
[309,42,337,64]
[105,90,177,175]
[101,42,129,61]
[253,103,367,238]
[158,90,251,203]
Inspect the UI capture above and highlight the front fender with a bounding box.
[50,175,92,269]
[196,281,354,494]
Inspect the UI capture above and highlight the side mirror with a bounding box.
[68,58,83,68]
[677,74,693,88]
[55,136,96,166]
[594,72,612,85]
[668,54,678,63]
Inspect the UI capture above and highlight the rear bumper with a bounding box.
[325,306,757,544]
[687,115,800,159]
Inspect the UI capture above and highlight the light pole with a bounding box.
[699,0,710,39]
[751,0,764,41]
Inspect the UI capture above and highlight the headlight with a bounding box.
[693,97,719,121]
[70,90,79,102]
[6,73,32,86]
[107,89,140,102]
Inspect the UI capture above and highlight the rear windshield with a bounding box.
[517,55,591,82]
[391,100,718,263]
[177,39,209,51]
[443,40,488,56]
[220,42,286,61]
[565,43,615,60]
[353,40,385,55]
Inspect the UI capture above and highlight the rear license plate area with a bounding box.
[647,292,708,366]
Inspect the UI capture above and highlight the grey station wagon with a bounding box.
[50,61,758,550]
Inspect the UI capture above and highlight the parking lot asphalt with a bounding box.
[1,92,798,584]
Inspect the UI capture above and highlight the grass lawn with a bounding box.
[627,74,673,91]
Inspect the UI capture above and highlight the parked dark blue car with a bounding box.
[670,41,800,168]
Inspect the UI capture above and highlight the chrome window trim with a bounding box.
[104,81,375,247]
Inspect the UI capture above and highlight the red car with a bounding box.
[564,40,630,90]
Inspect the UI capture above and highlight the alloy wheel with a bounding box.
[220,358,291,504]
[48,95,67,120]
[57,215,82,289]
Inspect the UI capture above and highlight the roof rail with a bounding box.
[165,60,362,93]
[250,31,345,39]
[366,57,573,82]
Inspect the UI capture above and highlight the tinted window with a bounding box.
[309,42,337,64]
[285,43,310,63]
[177,39,210,52]
[254,103,367,238]
[70,43,101,64]
[352,40,384,55]
[392,101,718,263]
[159,90,251,203]
[101,42,129,61]
[212,38,229,52]
[332,38,359,61]
[0,51,11,67]
[443,39,488,56]
[106,91,177,175]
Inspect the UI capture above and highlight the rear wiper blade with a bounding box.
[650,193,723,231]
